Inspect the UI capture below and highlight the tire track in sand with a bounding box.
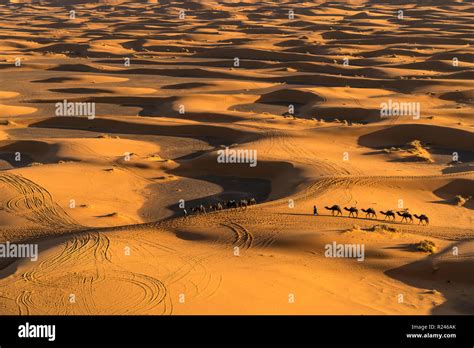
[221,221,253,249]
[261,129,352,175]
[18,232,171,314]
[0,172,80,229]
[16,291,32,315]
[19,231,112,315]
[105,271,171,315]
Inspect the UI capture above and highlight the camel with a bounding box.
[361,208,377,219]
[414,214,429,225]
[226,200,238,209]
[344,206,359,218]
[192,205,206,214]
[325,205,342,216]
[380,210,395,221]
[397,211,413,223]
[239,199,248,209]
[209,202,223,211]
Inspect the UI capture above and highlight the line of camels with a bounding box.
[324,205,429,225]
[191,198,257,214]
[189,199,429,225]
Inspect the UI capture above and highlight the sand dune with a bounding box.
[0,0,472,315]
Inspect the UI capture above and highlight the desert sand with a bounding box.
[0,0,473,315]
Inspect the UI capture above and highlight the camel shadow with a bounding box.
[277,212,409,225]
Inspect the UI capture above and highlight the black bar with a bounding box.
[0,315,472,347]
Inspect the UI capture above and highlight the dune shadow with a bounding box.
[433,179,474,210]
[0,233,74,280]
[383,243,420,252]
[30,117,259,147]
[0,140,76,167]
[29,95,248,123]
[95,213,118,218]
[385,243,474,314]
[154,175,272,217]
[358,124,474,152]
[49,88,113,94]
[442,164,474,175]
[174,229,212,241]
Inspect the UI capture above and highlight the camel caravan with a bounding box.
[323,205,429,225]
[190,198,257,215]
[187,198,429,225]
